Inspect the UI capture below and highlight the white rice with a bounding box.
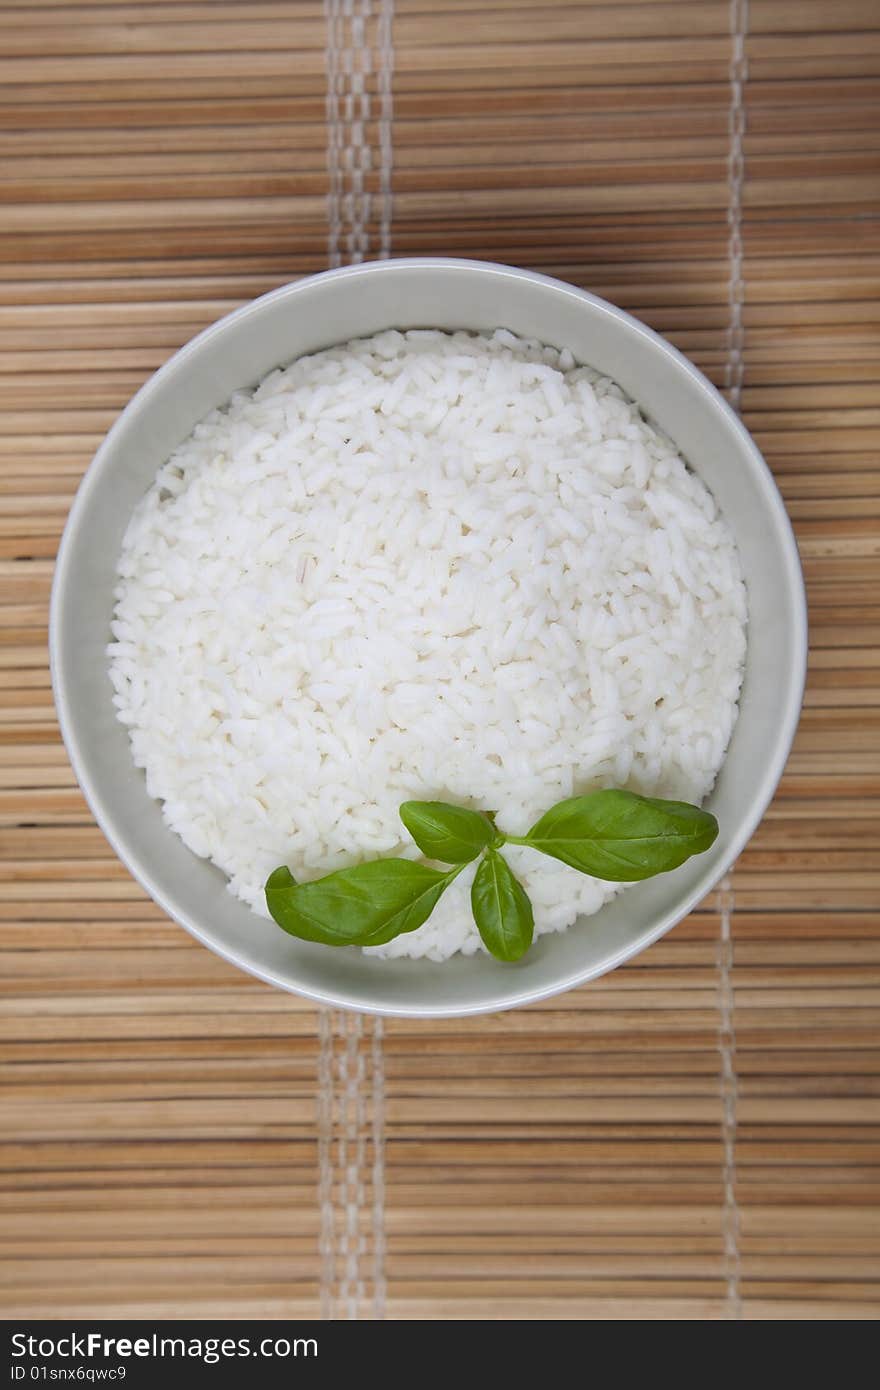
[108,329,747,961]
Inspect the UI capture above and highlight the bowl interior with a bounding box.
[51,260,805,1015]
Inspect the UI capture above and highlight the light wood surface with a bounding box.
[1,0,878,1321]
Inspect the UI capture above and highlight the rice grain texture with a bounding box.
[109,330,747,960]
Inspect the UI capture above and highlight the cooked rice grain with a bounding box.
[109,329,747,961]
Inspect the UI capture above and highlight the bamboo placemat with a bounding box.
[1,0,878,1322]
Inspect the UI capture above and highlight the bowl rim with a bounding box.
[50,257,808,1016]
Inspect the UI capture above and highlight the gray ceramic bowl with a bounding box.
[50,258,806,1016]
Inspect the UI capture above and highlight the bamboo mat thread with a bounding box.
[0,0,878,1322]
[716,0,748,1318]
[318,0,392,1322]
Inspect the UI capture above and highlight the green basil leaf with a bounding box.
[265,857,456,947]
[399,800,495,864]
[265,865,298,922]
[471,848,534,962]
[522,789,718,881]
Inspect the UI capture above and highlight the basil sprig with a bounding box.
[265,789,718,963]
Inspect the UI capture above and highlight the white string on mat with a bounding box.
[323,0,344,270]
[725,0,749,415]
[370,1016,387,1318]
[718,0,749,1321]
[318,0,394,1322]
[717,875,742,1317]
[317,1012,386,1318]
[375,0,395,259]
[324,0,374,266]
[317,1009,337,1320]
[339,1012,367,1319]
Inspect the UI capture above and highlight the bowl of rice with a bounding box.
[50,258,806,1016]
